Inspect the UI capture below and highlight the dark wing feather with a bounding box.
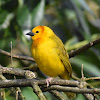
[50,35,72,77]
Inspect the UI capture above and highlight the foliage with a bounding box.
[0,0,100,99]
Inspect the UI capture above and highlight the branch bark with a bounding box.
[0,65,100,100]
[0,79,99,94]
[69,38,100,58]
[49,90,66,100]
[31,82,47,100]
[42,85,100,94]
[0,65,66,100]
[0,38,100,60]
[0,65,36,78]
[0,49,34,61]
[0,65,100,95]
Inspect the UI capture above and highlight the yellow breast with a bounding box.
[31,39,65,77]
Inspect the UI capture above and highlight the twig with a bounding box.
[14,76,25,100]
[43,85,100,94]
[69,38,100,58]
[31,82,47,100]
[0,72,7,100]
[83,94,97,100]
[72,75,80,80]
[0,65,36,78]
[0,89,5,100]
[81,64,84,79]
[80,64,97,100]
[49,90,66,100]
[81,64,86,81]
[0,49,34,61]
[16,87,25,100]
[10,42,21,100]
[0,66,25,100]
[86,77,100,81]
[11,41,13,66]
[24,66,46,100]
[10,42,23,100]
[16,90,18,100]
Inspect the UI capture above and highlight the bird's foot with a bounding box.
[45,77,53,87]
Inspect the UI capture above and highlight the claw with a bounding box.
[45,77,53,87]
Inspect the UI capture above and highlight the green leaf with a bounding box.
[0,9,8,24]
[22,87,39,100]
[17,5,30,28]
[72,56,100,77]
[31,0,45,26]
[65,34,100,51]
[75,94,85,100]
[6,95,14,100]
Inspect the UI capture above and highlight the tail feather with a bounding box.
[60,71,76,99]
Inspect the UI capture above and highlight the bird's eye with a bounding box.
[36,31,39,33]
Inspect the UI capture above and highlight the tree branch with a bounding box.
[0,78,80,88]
[0,49,34,61]
[0,65,67,100]
[31,82,47,100]
[0,79,99,94]
[0,65,100,99]
[0,65,36,78]
[85,77,100,81]
[49,90,66,100]
[0,38,100,60]
[42,85,100,94]
[69,38,100,58]
[0,68,25,100]
[83,94,97,100]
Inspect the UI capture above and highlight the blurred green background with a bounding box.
[0,0,100,100]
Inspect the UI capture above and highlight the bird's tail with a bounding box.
[60,72,76,99]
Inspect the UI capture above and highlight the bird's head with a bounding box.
[26,26,54,41]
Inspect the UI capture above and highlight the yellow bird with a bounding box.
[26,26,75,98]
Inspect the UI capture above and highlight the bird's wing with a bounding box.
[50,35,72,77]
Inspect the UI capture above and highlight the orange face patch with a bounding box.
[32,26,44,34]
[31,26,46,47]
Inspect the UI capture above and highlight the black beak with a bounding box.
[26,32,35,36]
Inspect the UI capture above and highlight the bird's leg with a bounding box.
[45,77,53,87]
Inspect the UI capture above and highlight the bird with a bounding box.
[26,26,75,98]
